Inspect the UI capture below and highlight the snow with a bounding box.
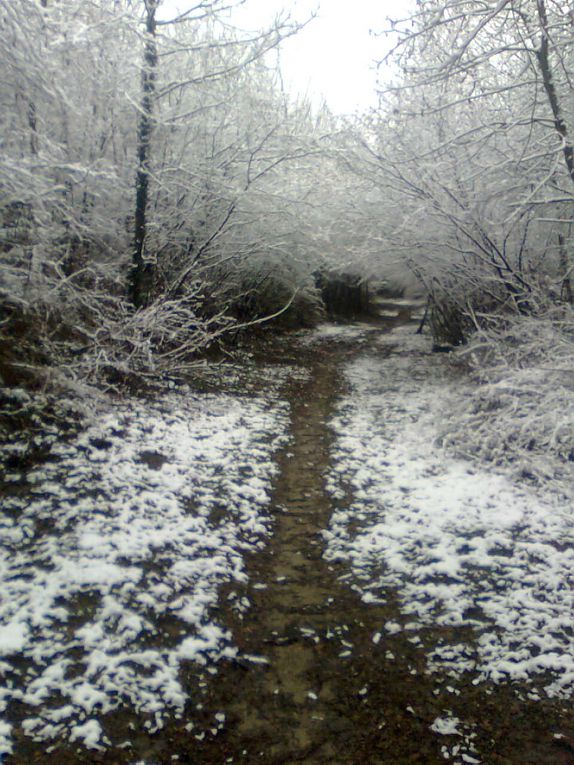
[0,720,12,758]
[439,316,574,494]
[0,623,29,655]
[0,385,289,755]
[431,713,482,765]
[431,715,462,736]
[2,318,573,757]
[325,325,574,696]
[69,719,106,750]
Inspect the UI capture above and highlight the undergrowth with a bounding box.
[437,309,574,493]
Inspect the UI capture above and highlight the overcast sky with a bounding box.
[162,0,412,114]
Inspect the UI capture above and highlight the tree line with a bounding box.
[1,0,573,391]
[0,0,387,388]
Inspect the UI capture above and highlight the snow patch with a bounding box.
[431,715,462,736]
[326,327,574,696]
[0,387,289,752]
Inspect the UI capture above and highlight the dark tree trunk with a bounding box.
[535,1,574,307]
[536,0,574,186]
[416,296,430,334]
[130,0,158,309]
[559,233,573,304]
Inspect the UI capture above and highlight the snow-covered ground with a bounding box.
[2,317,573,760]
[325,325,574,698]
[0,384,289,755]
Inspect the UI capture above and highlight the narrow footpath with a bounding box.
[163,325,574,765]
[176,337,448,764]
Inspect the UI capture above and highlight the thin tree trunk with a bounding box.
[130,0,158,309]
[536,0,574,185]
[536,0,574,307]
[27,101,38,156]
[416,296,430,334]
[558,233,573,304]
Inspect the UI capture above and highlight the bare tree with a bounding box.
[366,0,574,340]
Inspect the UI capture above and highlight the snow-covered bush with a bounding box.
[437,310,574,493]
[223,266,325,328]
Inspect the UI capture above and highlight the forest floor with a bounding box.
[1,303,574,764]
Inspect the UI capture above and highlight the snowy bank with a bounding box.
[0,386,289,755]
[439,314,574,496]
[325,325,574,697]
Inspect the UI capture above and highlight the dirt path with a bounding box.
[169,329,574,765]
[169,339,443,764]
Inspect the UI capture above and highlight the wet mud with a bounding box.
[180,340,449,764]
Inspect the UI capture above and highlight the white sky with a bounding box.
[162,0,412,114]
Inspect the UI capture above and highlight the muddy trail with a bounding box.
[9,319,574,765]
[192,339,452,764]
[154,329,573,765]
